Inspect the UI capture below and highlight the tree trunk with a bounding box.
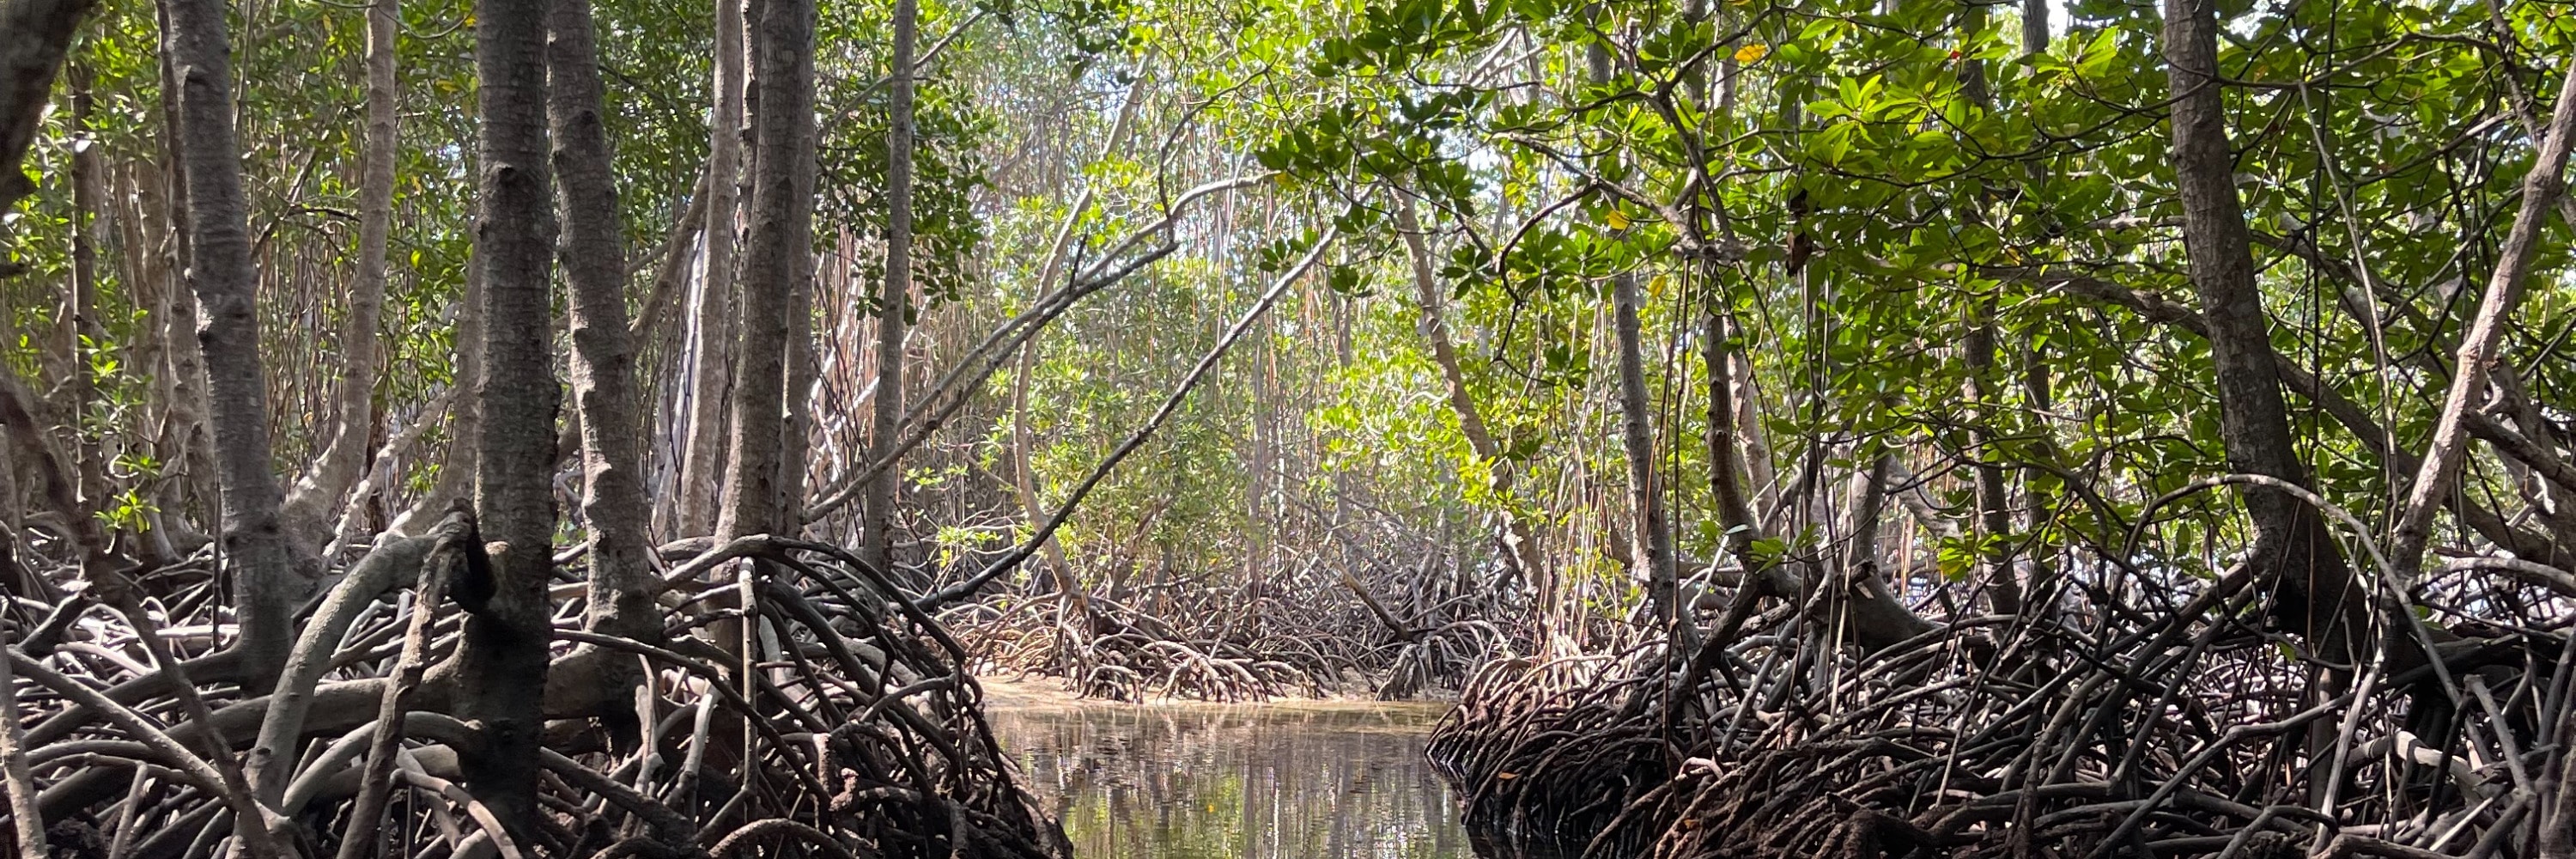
[779,242,817,531]
[860,0,918,571]
[1702,311,1756,559]
[2023,0,2049,55]
[1612,272,1680,641]
[164,0,310,687]
[1965,308,2018,614]
[392,263,481,536]
[0,0,97,217]
[678,0,745,538]
[145,22,221,543]
[1585,20,1681,644]
[1953,0,2019,615]
[715,0,813,540]
[2386,53,2576,576]
[549,0,655,640]
[111,167,182,563]
[2161,0,2367,666]
[1395,197,1550,641]
[1004,78,1141,611]
[2019,0,2057,609]
[441,0,557,835]
[67,65,104,509]
[281,0,396,551]
[1012,339,1079,603]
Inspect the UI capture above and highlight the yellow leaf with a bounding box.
[1734,43,1770,64]
[1604,209,1631,230]
[1495,771,1519,780]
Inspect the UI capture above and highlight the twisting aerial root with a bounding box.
[1,525,1069,859]
[1431,563,2576,859]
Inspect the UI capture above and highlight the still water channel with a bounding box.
[986,697,1474,859]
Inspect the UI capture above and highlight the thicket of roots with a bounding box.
[1430,565,2576,859]
[938,545,1518,701]
[2,524,1067,859]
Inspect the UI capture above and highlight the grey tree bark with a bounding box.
[2023,0,2048,55]
[861,0,920,571]
[281,0,396,551]
[1964,307,2017,614]
[439,0,558,835]
[2161,0,2367,666]
[68,67,105,509]
[549,0,656,641]
[714,0,815,540]
[0,623,39,859]
[679,0,746,538]
[2386,55,2576,577]
[0,0,97,219]
[145,23,220,543]
[165,0,311,687]
[1585,22,1680,643]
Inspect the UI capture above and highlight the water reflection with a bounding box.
[987,700,1473,859]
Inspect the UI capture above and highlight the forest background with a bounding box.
[5,0,2576,855]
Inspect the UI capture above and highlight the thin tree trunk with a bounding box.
[1953,0,2019,615]
[280,0,396,550]
[627,168,709,346]
[2023,0,2049,55]
[1395,197,1549,641]
[549,0,654,639]
[680,0,746,538]
[2543,698,2576,859]
[1702,312,1756,558]
[706,0,811,772]
[1965,308,2017,613]
[67,65,104,508]
[146,27,220,541]
[2161,0,2367,666]
[714,0,812,539]
[861,0,919,571]
[440,0,557,835]
[0,623,40,859]
[164,0,309,687]
[2020,343,2058,604]
[2019,0,2056,608]
[779,246,817,531]
[1012,339,1078,602]
[1584,21,1680,644]
[1005,76,1142,607]
[392,264,482,535]
[110,168,181,557]
[2387,56,2576,576]
[1612,271,1680,641]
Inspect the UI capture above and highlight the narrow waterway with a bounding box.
[986,694,1473,859]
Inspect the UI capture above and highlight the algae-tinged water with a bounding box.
[987,695,1474,859]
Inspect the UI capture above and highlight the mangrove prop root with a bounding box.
[1426,562,2575,859]
[1,532,1069,859]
